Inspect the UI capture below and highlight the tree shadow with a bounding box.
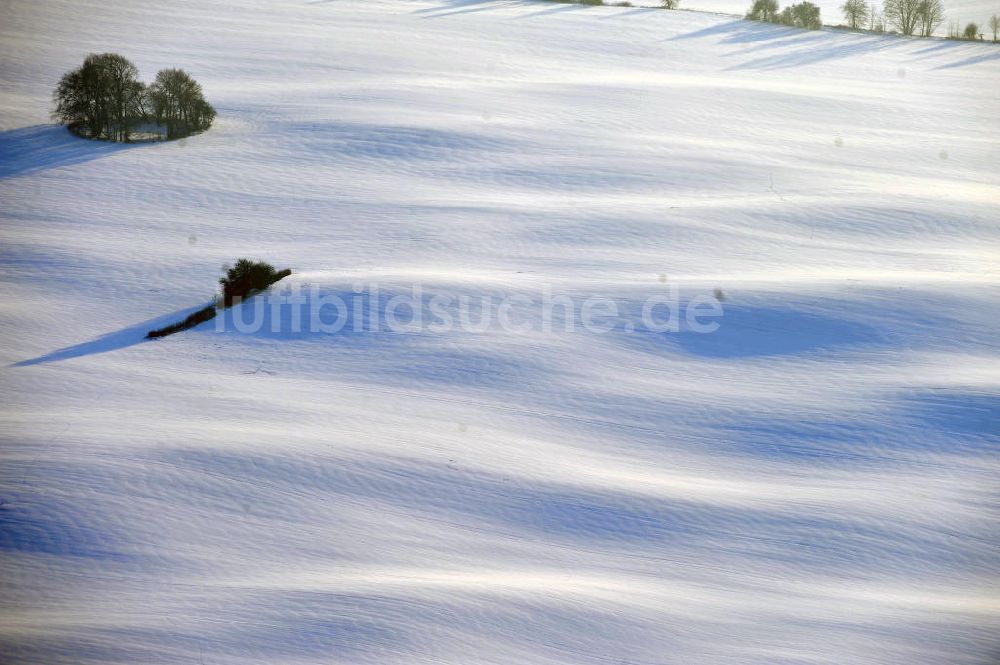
[514,1,586,18]
[726,33,905,69]
[9,301,214,367]
[0,124,148,180]
[668,20,910,69]
[12,283,554,393]
[721,28,828,56]
[911,40,960,55]
[935,50,1000,68]
[911,40,1000,68]
[413,0,534,18]
[598,6,660,18]
[667,19,794,44]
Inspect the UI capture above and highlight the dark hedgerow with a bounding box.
[147,305,217,339]
[146,259,291,339]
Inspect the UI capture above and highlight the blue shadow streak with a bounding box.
[0,124,150,180]
[10,301,215,367]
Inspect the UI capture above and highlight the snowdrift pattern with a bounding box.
[1,1,998,663]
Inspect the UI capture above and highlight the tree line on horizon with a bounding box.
[748,0,999,38]
[856,1,999,38]
[545,0,1000,37]
[52,53,215,142]
[833,0,946,35]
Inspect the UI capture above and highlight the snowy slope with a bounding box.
[1,1,999,663]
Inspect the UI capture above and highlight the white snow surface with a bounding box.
[1,1,999,663]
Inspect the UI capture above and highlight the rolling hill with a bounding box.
[1,1,998,663]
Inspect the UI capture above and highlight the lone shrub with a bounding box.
[220,259,291,306]
[747,0,779,21]
[146,259,291,339]
[661,0,680,8]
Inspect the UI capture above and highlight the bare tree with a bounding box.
[989,14,999,41]
[916,0,945,36]
[52,53,144,141]
[841,0,870,28]
[868,2,886,30]
[53,68,94,136]
[146,69,216,139]
[883,0,921,34]
[102,54,146,141]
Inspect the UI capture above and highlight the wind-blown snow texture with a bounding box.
[1,1,999,663]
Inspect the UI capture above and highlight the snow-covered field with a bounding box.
[1,0,999,663]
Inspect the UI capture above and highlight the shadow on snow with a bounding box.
[9,301,214,367]
[0,124,150,180]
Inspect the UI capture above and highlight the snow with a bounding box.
[1,0,998,663]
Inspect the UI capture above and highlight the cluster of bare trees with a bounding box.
[53,53,215,142]
[841,0,998,37]
[751,0,997,38]
[881,0,946,35]
[747,0,823,29]
[146,69,216,140]
[838,0,887,30]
